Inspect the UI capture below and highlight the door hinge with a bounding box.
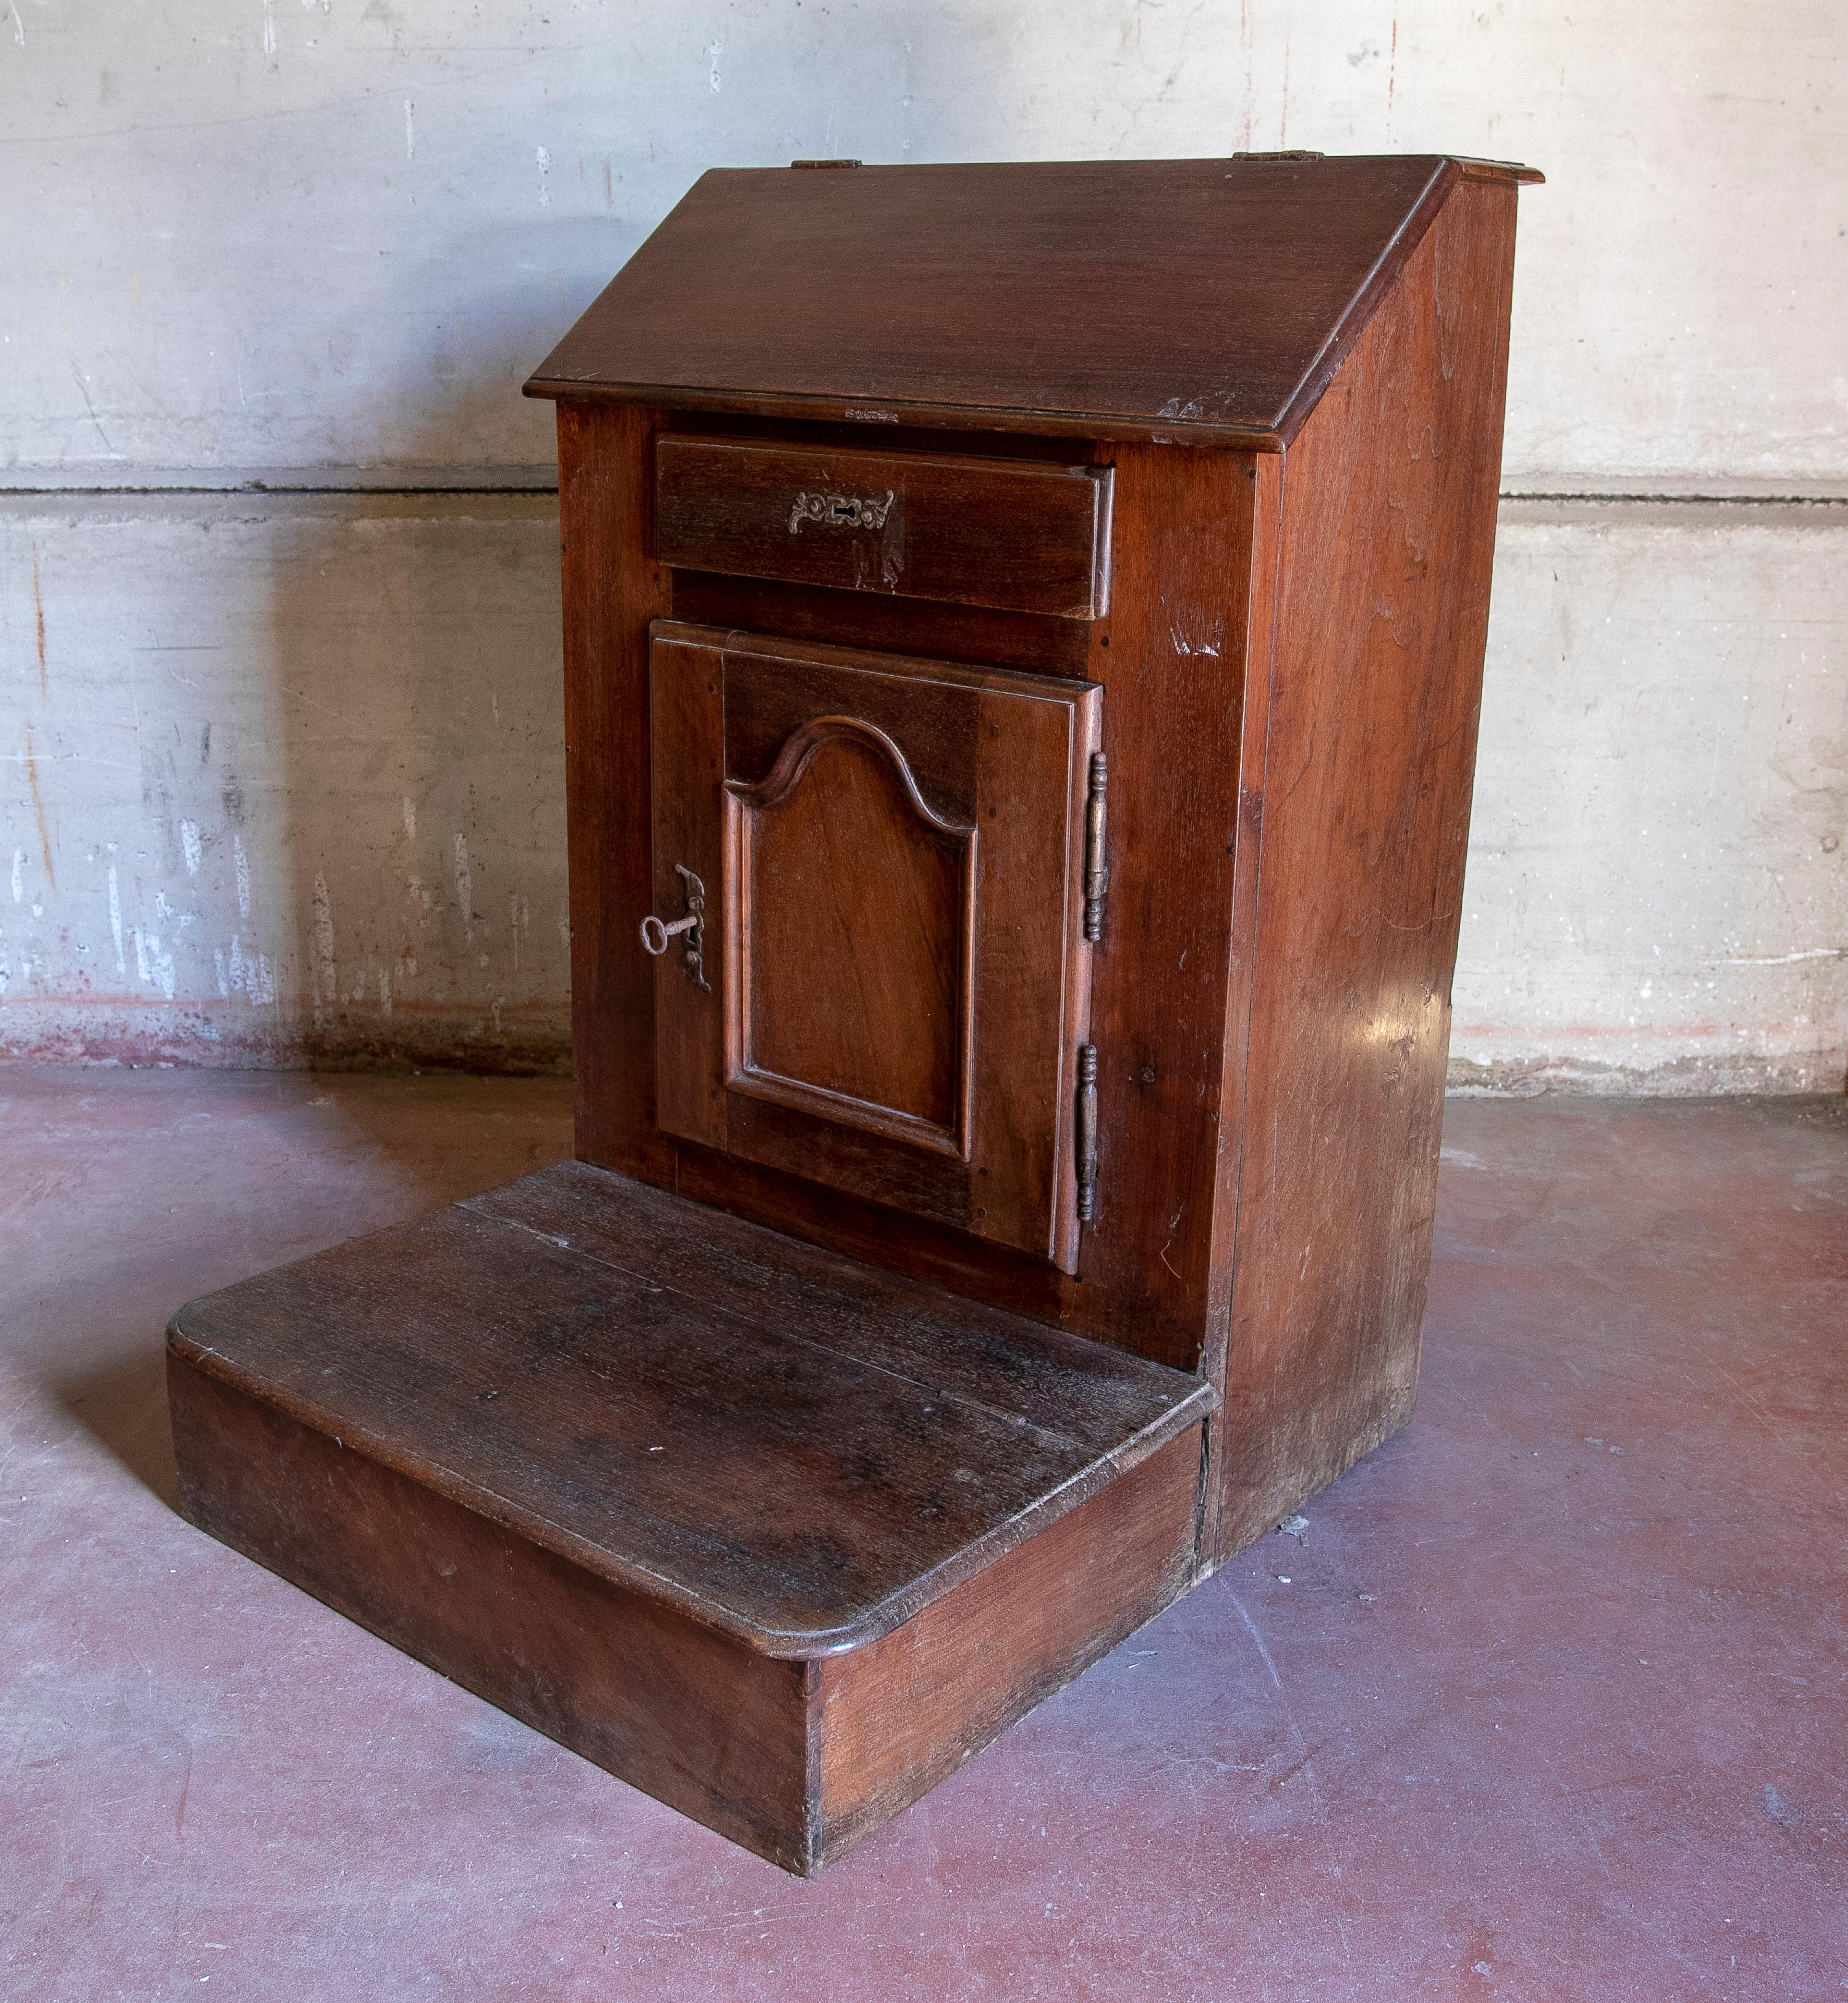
[1083,750,1109,941]
[1076,1042,1099,1223]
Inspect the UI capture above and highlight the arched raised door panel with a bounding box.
[647,622,1102,1272]
[725,715,978,1158]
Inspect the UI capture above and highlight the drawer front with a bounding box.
[654,437,1111,620]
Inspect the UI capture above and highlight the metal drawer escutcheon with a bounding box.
[788,489,896,534]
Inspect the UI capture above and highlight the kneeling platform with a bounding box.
[168,1161,1213,1873]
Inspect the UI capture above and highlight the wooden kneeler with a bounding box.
[169,153,1537,1871]
[168,1165,1210,1872]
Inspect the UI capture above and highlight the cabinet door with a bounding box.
[648,622,1101,1272]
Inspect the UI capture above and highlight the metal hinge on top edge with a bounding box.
[1076,1044,1100,1224]
[1083,751,1109,941]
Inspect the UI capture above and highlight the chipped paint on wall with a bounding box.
[0,1,1842,485]
[1,493,1841,1087]
[0,494,570,1071]
[0,1,1841,1084]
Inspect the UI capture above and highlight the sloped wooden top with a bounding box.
[169,1161,1213,1657]
[524,153,1537,449]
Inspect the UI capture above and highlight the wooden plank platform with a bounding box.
[167,1160,1214,1872]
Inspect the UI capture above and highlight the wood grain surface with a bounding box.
[1206,173,1523,1561]
[670,568,1096,680]
[813,1427,1201,1866]
[167,151,1537,1875]
[525,156,1473,447]
[168,1159,1213,1655]
[648,624,1101,1269]
[169,1355,816,1870]
[655,435,1111,617]
[169,1337,1205,1875]
[618,447,1266,1370]
[557,402,674,1179]
[738,724,968,1134]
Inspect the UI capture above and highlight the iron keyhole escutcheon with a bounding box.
[641,864,711,991]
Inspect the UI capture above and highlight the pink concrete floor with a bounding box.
[2,1067,1844,2002]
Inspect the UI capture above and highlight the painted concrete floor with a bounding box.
[2,1069,1844,2003]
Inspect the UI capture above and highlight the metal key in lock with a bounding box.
[639,864,711,991]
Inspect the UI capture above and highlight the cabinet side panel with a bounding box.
[1209,180,1520,1561]
[559,402,676,1180]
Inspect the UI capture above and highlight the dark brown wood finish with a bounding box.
[670,570,1097,679]
[549,160,1534,1375]
[668,410,1111,466]
[1206,174,1523,1561]
[524,156,1488,449]
[169,1351,1201,1877]
[655,436,1111,617]
[646,444,1266,1375]
[171,1161,1212,1652]
[466,1162,1210,1453]
[648,626,1101,1269]
[558,402,673,1178]
[166,1161,1210,1873]
[813,1428,1199,1866]
[169,1358,815,1869]
[174,153,1538,1875]
[737,723,968,1134]
[1072,441,1262,1373]
[1456,156,1546,185]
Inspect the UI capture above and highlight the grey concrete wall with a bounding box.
[1459,502,1846,1094]
[1,493,567,1067]
[2,1,1844,1086]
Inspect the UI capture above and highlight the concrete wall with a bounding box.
[1462,502,1845,1093]
[0,493,566,1068]
[3,2,1844,1088]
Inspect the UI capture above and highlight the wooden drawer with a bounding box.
[654,436,1111,619]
